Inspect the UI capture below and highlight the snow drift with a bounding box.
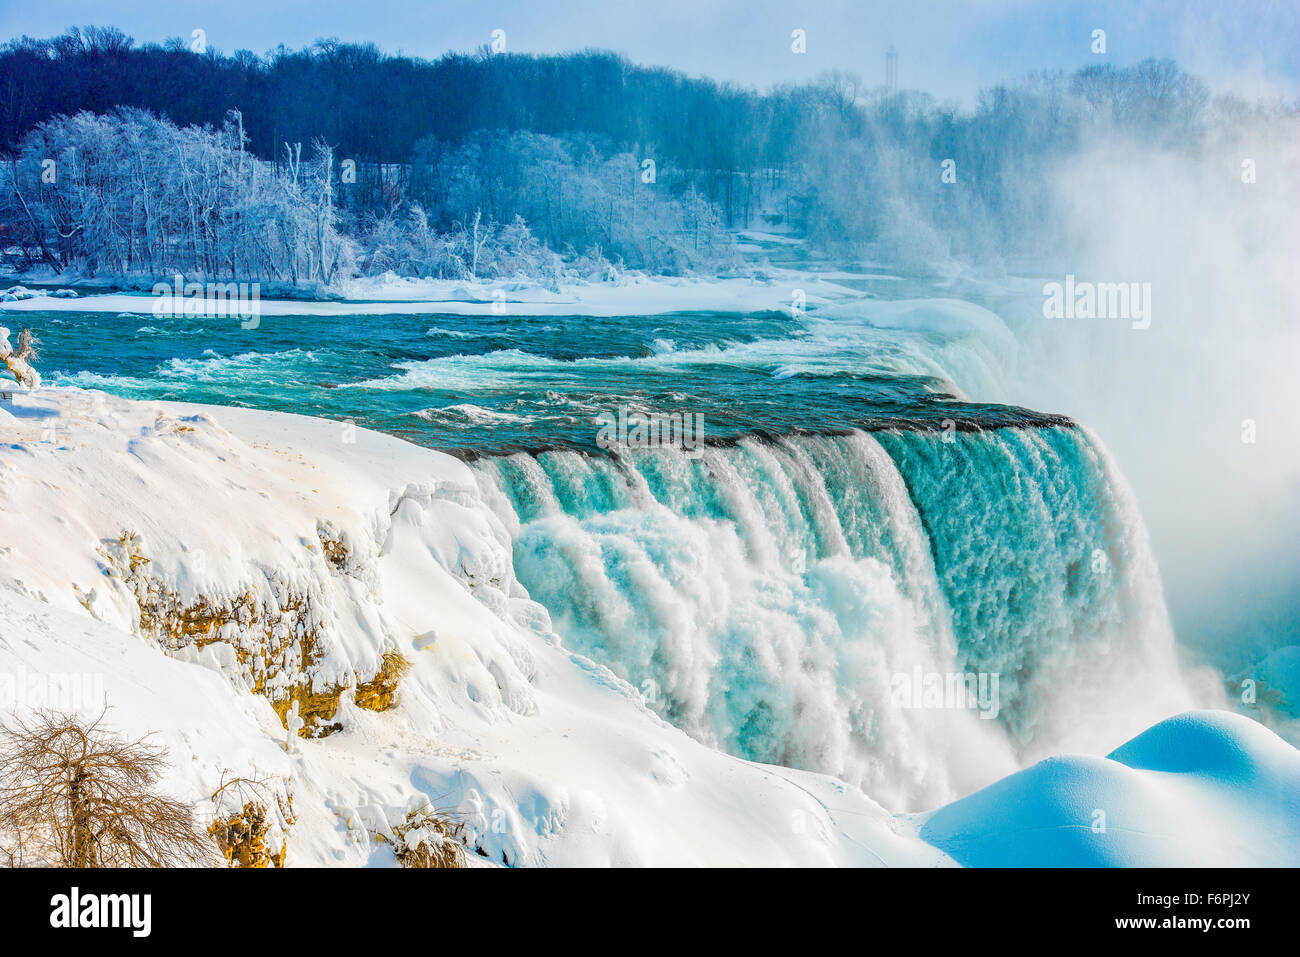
[920,711,1300,867]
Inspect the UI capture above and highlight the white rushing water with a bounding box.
[474,425,1193,810]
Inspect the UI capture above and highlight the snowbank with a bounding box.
[0,285,79,303]
[919,710,1300,866]
[0,273,863,318]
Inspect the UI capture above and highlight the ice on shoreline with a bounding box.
[0,273,863,319]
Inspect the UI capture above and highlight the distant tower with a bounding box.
[885,45,898,98]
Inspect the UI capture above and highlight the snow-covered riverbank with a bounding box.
[1,387,1297,866]
[0,259,1045,320]
[0,273,867,319]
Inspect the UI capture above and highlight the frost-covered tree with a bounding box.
[408,131,741,274]
[0,109,355,288]
[0,327,39,389]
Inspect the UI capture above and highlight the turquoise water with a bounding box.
[22,301,1182,807]
[32,306,1065,456]
[475,425,1176,807]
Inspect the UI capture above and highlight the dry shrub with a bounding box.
[383,806,466,868]
[316,519,351,572]
[209,801,286,868]
[353,651,411,713]
[207,771,289,868]
[0,709,214,867]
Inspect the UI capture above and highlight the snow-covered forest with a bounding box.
[0,27,1294,288]
[4,109,353,288]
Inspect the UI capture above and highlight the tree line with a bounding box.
[0,26,1293,286]
[0,27,793,228]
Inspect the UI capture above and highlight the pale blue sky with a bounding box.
[3,0,1296,103]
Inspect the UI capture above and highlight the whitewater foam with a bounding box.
[473,425,1191,810]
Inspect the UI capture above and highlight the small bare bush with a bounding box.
[383,805,466,868]
[209,802,285,868]
[0,709,214,867]
[207,771,289,868]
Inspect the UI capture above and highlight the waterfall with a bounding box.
[473,425,1189,810]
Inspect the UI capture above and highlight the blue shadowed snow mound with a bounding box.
[1108,709,1291,777]
[919,711,1300,866]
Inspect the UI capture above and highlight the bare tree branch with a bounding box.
[0,709,216,867]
